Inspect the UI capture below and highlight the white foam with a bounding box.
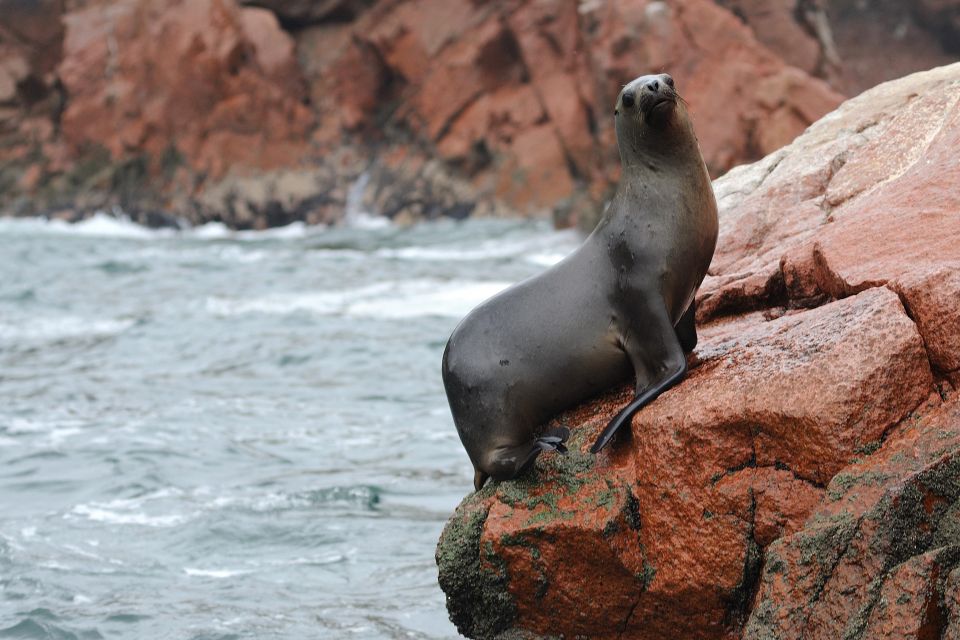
[344,212,391,230]
[6,417,83,435]
[0,213,323,241]
[233,221,322,240]
[341,172,390,230]
[207,279,511,320]
[0,316,134,343]
[189,221,232,239]
[184,568,250,578]
[68,489,189,527]
[348,281,509,319]
[69,504,188,527]
[36,212,175,239]
[375,230,579,263]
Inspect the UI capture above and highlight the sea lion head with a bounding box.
[614,73,695,165]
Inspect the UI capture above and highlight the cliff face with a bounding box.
[436,63,960,640]
[1,0,845,228]
[1,0,957,228]
[2,0,952,229]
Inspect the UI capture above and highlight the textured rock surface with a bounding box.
[1,0,958,227]
[698,62,960,322]
[745,397,960,640]
[294,0,844,227]
[720,0,960,97]
[437,63,960,640]
[1,0,846,227]
[827,0,960,96]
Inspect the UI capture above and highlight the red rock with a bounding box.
[718,1,825,74]
[300,0,844,222]
[436,84,545,161]
[494,124,575,212]
[438,285,934,639]
[58,0,313,178]
[2,0,849,225]
[438,64,960,640]
[507,0,598,181]
[577,0,843,178]
[828,0,959,96]
[861,550,951,640]
[744,396,960,640]
[699,62,960,322]
[896,268,960,381]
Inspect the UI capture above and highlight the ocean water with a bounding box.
[0,214,580,639]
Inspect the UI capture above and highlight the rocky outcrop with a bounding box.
[0,0,66,201]
[2,0,958,228]
[719,0,960,97]
[308,0,843,227]
[0,0,846,228]
[436,63,960,640]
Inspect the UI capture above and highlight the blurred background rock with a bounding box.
[0,0,957,230]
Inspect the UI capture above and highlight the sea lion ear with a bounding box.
[614,109,619,116]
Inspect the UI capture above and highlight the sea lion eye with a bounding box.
[664,75,674,88]
[622,91,635,108]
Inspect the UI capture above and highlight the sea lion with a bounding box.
[442,73,718,491]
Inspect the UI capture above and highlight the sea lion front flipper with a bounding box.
[591,304,688,453]
[675,300,698,354]
[590,364,687,453]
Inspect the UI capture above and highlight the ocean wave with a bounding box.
[0,316,135,343]
[210,485,380,513]
[0,213,330,241]
[69,504,190,527]
[68,488,191,528]
[0,212,175,239]
[184,567,252,578]
[194,220,329,240]
[374,231,578,264]
[206,279,511,319]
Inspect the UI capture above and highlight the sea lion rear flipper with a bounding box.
[591,304,688,453]
[474,468,490,491]
[675,300,698,354]
[536,426,570,454]
[480,427,571,486]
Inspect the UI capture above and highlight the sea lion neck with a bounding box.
[615,109,701,173]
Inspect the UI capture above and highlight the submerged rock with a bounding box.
[437,62,960,640]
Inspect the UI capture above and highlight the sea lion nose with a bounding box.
[645,79,660,93]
